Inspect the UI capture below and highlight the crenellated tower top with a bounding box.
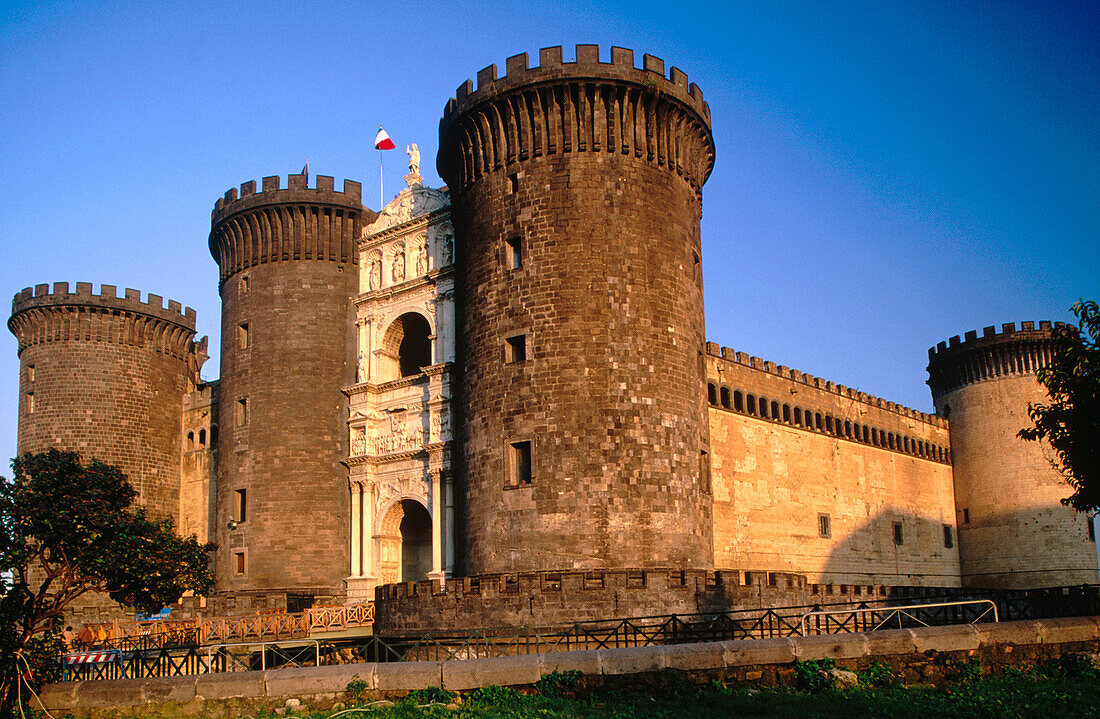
[209,173,370,288]
[926,320,1068,402]
[438,45,715,197]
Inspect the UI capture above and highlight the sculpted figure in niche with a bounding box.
[369,254,382,290]
[392,248,406,283]
[415,243,427,276]
[438,225,454,265]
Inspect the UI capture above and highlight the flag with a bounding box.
[374,128,396,150]
[301,158,309,175]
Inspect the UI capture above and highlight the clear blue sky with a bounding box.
[1,0,1096,469]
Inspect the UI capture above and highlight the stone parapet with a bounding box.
[926,321,1066,400]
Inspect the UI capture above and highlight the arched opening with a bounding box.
[707,383,718,406]
[379,499,433,584]
[379,312,432,382]
[733,391,744,412]
[720,386,731,409]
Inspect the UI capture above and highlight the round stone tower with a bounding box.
[927,321,1097,589]
[8,282,203,521]
[209,173,370,608]
[437,45,716,574]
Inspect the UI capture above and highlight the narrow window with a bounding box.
[235,489,247,523]
[505,237,523,269]
[783,404,791,423]
[508,173,519,193]
[700,450,711,493]
[187,431,195,450]
[240,275,250,293]
[234,551,246,575]
[794,407,803,426]
[759,400,768,419]
[943,524,953,548]
[25,392,33,414]
[238,322,250,349]
[1089,518,1096,542]
[853,423,861,441]
[236,398,248,426]
[720,386,731,409]
[893,522,904,546]
[844,421,852,438]
[211,425,219,447]
[863,426,870,443]
[963,508,970,524]
[770,401,780,421]
[825,416,833,434]
[27,364,34,381]
[733,391,743,412]
[818,514,831,538]
[707,383,718,406]
[505,334,527,363]
[508,441,533,486]
[198,428,206,446]
[746,395,756,415]
[815,413,823,431]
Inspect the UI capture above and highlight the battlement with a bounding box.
[437,46,715,195]
[927,321,1066,361]
[442,44,710,126]
[212,173,365,223]
[704,341,945,428]
[11,282,196,329]
[926,321,1067,398]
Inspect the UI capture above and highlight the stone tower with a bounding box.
[9,282,203,522]
[208,173,370,608]
[437,46,716,574]
[927,321,1097,589]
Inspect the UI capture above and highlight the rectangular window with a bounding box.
[893,522,904,546]
[505,237,523,269]
[27,364,34,381]
[505,334,527,363]
[235,489,247,523]
[236,398,248,426]
[943,524,953,548]
[508,440,532,486]
[25,392,33,414]
[962,508,970,524]
[238,322,250,349]
[234,551,245,575]
[240,275,250,293]
[818,514,831,538]
[1089,517,1096,542]
[700,451,711,493]
[508,173,519,194]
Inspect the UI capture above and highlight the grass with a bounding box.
[311,664,1100,719]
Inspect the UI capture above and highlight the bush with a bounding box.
[793,658,835,691]
[406,686,456,704]
[534,670,583,698]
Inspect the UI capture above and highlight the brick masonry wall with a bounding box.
[706,352,961,587]
[440,47,715,575]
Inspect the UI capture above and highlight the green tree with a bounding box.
[0,449,215,716]
[1019,300,1100,513]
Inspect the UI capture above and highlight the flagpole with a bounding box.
[379,148,384,209]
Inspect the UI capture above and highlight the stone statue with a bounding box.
[406,144,420,175]
[439,227,454,265]
[415,243,427,275]
[369,256,381,290]
[392,250,406,283]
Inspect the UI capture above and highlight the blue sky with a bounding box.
[0,0,1096,469]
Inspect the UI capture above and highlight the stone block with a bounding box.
[974,619,1042,647]
[264,663,371,698]
[33,681,78,712]
[195,670,266,700]
[659,641,726,671]
[374,661,443,691]
[71,678,145,708]
[911,624,979,654]
[140,675,199,704]
[599,646,667,675]
[792,633,868,660]
[539,649,601,677]
[1038,617,1100,645]
[721,638,796,667]
[863,628,917,657]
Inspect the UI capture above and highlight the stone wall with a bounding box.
[209,174,369,605]
[439,45,716,575]
[928,322,1096,588]
[705,348,960,587]
[35,617,1100,717]
[373,568,810,633]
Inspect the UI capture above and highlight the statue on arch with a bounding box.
[406,144,421,176]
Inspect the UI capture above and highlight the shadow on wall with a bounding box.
[818,510,961,588]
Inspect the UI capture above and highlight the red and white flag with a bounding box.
[374,128,396,150]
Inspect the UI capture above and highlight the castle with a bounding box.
[9,46,1096,631]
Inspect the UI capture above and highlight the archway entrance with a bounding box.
[378,499,432,584]
[378,313,431,382]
